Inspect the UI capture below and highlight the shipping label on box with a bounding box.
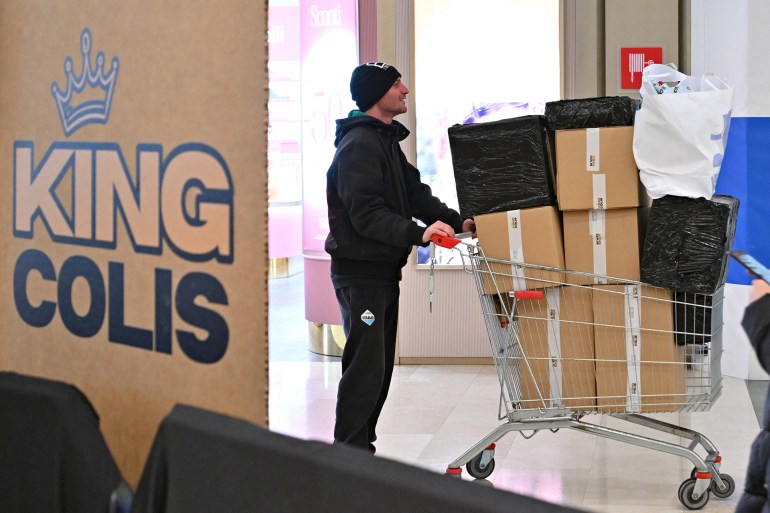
[475,206,565,294]
[514,286,596,410]
[563,208,641,285]
[592,285,685,413]
[555,126,640,211]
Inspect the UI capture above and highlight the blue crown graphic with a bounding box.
[52,28,119,136]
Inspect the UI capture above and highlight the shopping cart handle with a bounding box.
[513,290,544,300]
[431,234,461,249]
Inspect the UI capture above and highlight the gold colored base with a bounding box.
[269,256,303,279]
[308,322,346,356]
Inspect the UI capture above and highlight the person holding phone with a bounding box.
[736,278,770,513]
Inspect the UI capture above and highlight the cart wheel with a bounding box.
[466,453,495,479]
[678,478,710,510]
[710,473,735,499]
[689,467,710,479]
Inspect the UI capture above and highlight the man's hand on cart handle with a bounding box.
[431,233,461,249]
[426,220,475,247]
[422,221,455,244]
[461,219,476,236]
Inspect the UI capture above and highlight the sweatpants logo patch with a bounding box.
[361,310,375,326]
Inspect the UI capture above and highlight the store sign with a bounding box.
[0,5,267,486]
[300,0,358,254]
[13,28,233,363]
[621,47,663,89]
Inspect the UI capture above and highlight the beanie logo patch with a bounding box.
[365,62,391,70]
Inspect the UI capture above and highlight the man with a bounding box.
[325,62,473,452]
[736,277,770,512]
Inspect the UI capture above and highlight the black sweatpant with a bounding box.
[333,282,400,452]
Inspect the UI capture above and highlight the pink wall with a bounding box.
[304,256,342,325]
[268,204,302,259]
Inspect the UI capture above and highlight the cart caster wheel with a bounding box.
[678,478,710,510]
[466,453,495,479]
[710,473,735,499]
[690,457,723,479]
[445,467,462,478]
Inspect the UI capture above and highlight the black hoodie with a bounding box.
[325,113,463,286]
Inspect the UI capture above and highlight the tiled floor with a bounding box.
[269,270,764,512]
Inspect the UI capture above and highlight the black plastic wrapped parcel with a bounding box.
[448,115,556,219]
[544,96,637,131]
[673,291,713,346]
[641,195,739,294]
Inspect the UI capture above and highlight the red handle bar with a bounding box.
[431,234,461,249]
[513,290,544,300]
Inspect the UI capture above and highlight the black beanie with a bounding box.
[349,62,402,112]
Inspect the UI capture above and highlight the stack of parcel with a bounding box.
[447,68,736,415]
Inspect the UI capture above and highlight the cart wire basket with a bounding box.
[431,234,733,510]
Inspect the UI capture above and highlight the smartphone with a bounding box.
[729,250,770,285]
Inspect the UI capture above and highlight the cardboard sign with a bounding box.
[0,2,268,486]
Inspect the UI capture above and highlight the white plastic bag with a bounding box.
[633,64,734,200]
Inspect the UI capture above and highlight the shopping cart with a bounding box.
[431,234,734,510]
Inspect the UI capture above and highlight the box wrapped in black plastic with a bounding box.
[448,115,556,219]
[673,291,713,346]
[544,96,638,131]
[641,195,739,294]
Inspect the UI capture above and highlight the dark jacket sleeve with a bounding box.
[335,137,425,248]
[743,295,770,374]
[737,294,770,513]
[401,158,464,234]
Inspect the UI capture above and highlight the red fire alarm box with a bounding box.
[620,47,663,89]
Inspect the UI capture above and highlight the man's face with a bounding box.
[375,77,409,116]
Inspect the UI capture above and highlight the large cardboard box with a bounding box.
[562,208,641,284]
[513,286,596,410]
[555,126,641,211]
[448,115,556,218]
[0,6,269,486]
[475,206,565,294]
[641,194,739,294]
[592,285,686,413]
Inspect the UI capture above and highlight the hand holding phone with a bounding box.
[729,250,770,285]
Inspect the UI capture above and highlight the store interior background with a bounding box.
[266,0,770,511]
[267,0,767,373]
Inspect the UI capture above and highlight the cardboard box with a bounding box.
[641,194,739,294]
[592,285,685,413]
[475,206,565,294]
[562,208,641,285]
[513,286,596,410]
[555,126,641,211]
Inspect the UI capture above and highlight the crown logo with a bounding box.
[52,28,119,136]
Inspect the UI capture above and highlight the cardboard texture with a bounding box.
[474,206,565,294]
[513,286,596,410]
[592,285,685,413]
[562,208,641,285]
[0,2,269,486]
[555,126,641,211]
